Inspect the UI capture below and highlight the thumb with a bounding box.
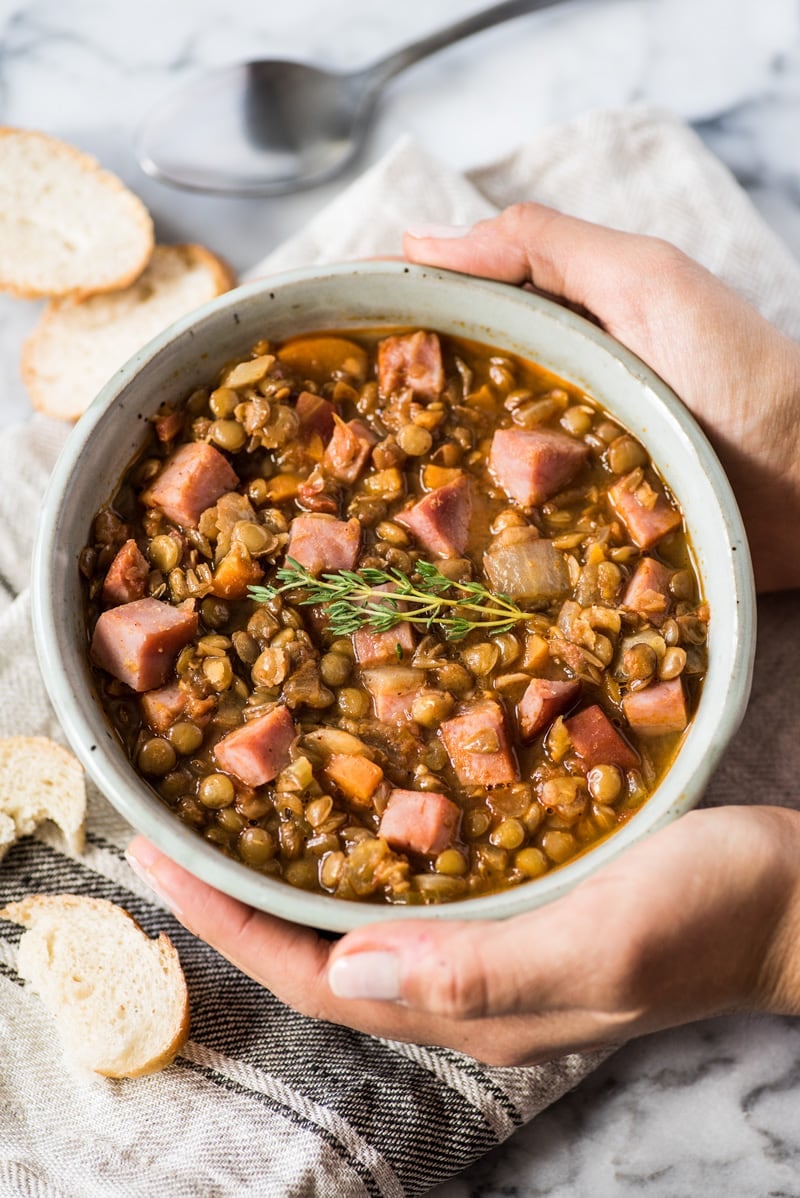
[327,911,569,1021]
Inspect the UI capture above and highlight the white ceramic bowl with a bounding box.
[31,262,756,932]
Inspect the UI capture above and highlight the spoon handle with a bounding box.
[366,0,581,86]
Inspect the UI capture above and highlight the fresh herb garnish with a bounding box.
[248,558,530,642]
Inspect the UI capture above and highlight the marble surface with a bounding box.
[1,0,799,1193]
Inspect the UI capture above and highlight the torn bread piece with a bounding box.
[22,243,235,420]
[0,127,154,298]
[0,895,190,1078]
[0,736,86,857]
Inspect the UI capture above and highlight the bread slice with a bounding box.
[0,736,86,856]
[23,243,236,420]
[0,127,154,299]
[0,895,190,1077]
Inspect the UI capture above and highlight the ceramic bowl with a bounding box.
[31,262,756,932]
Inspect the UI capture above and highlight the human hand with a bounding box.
[127,805,800,1066]
[404,205,800,592]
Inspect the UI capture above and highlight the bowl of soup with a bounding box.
[31,262,755,931]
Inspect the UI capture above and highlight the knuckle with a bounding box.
[418,935,490,1020]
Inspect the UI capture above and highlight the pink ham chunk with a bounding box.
[377,331,444,401]
[490,428,589,508]
[323,417,377,484]
[565,705,639,771]
[608,472,682,549]
[622,679,688,737]
[140,681,187,734]
[90,598,198,692]
[143,442,239,529]
[440,699,517,787]
[362,667,424,723]
[213,705,296,787]
[285,515,361,576]
[396,475,472,558]
[379,788,460,856]
[101,539,149,605]
[623,557,674,625]
[518,678,580,740]
[354,623,416,667]
[296,391,335,442]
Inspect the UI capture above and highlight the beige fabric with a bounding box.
[0,105,797,1197]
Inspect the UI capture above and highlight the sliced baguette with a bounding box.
[0,127,154,299]
[0,736,86,855]
[23,243,236,420]
[0,894,190,1077]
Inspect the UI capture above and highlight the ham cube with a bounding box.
[296,391,335,443]
[379,788,460,856]
[323,753,384,806]
[143,442,239,529]
[140,681,187,734]
[565,705,639,771]
[377,331,445,402]
[323,417,377,484]
[440,699,517,787]
[490,428,589,508]
[362,667,424,723]
[90,598,198,692]
[285,515,361,576]
[483,528,570,603]
[396,475,472,558]
[608,472,682,549]
[622,679,688,737]
[354,622,416,667]
[518,678,580,740]
[623,557,674,625]
[213,705,296,786]
[101,539,149,605]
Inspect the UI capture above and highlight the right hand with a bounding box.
[405,205,800,592]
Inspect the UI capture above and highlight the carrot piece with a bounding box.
[323,753,384,806]
[211,545,264,600]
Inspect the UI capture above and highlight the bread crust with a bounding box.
[0,126,154,299]
[0,735,86,855]
[22,243,236,421]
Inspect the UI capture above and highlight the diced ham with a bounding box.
[440,699,517,787]
[518,678,580,740]
[323,753,384,806]
[153,409,183,443]
[377,331,445,402]
[379,788,460,856]
[140,682,187,734]
[483,527,570,603]
[490,428,589,507]
[565,705,639,770]
[90,598,198,692]
[354,622,416,667]
[623,557,674,625]
[213,705,296,787]
[622,679,689,737]
[296,465,340,514]
[296,391,335,443]
[608,472,682,549]
[285,515,361,576]
[362,667,425,723]
[395,475,472,558]
[101,539,149,606]
[143,442,239,529]
[323,417,377,484]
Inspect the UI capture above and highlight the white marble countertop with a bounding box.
[1,0,799,1193]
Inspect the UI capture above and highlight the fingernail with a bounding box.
[328,951,401,1001]
[406,223,472,240]
[125,849,183,918]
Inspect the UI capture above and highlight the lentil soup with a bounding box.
[83,328,708,905]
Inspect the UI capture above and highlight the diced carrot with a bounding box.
[422,465,463,491]
[264,473,304,503]
[324,754,384,806]
[211,545,264,600]
[278,336,368,383]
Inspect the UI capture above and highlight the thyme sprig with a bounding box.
[248,558,529,642]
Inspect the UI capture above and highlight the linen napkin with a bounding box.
[0,105,798,1198]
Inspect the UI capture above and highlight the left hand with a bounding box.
[126,805,800,1067]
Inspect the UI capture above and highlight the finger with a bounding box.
[126,837,333,1014]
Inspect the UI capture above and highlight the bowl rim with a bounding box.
[31,261,756,931]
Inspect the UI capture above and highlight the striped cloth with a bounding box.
[1,106,799,1197]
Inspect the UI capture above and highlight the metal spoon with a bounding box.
[136,0,577,195]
